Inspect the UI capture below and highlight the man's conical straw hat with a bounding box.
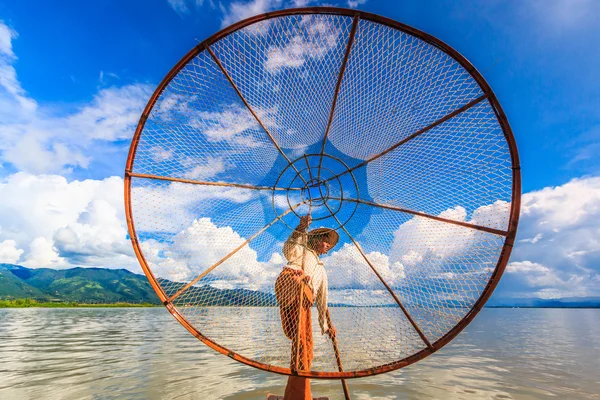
[308,228,339,248]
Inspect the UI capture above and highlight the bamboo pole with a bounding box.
[326,309,351,399]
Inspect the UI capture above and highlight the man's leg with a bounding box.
[284,303,313,400]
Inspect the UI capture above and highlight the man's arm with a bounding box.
[282,215,311,263]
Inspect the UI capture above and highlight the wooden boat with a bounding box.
[266,395,328,400]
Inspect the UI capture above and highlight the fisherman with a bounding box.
[274,214,339,400]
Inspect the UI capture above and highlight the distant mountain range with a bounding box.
[0,263,160,304]
[487,297,600,308]
[1,264,598,307]
[0,264,277,306]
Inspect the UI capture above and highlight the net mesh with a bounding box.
[127,10,517,377]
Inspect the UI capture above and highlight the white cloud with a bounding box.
[217,0,344,36]
[152,92,196,122]
[1,170,598,303]
[146,94,280,179]
[53,199,134,266]
[272,193,293,211]
[0,239,23,264]
[169,0,328,25]
[0,21,16,58]
[150,146,174,162]
[3,132,92,174]
[131,180,256,234]
[505,261,586,299]
[182,156,227,180]
[347,0,367,8]
[24,237,64,268]
[64,84,151,142]
[357,202,506,312]
[378,177,600,300]
[168,0,190,15]
[2,82,152,174]
[400,250,423,266]
[0,173,132,269]
[98,70,119,86]
[506,260,550,274]
[220,0,282,28]
[323,243,405,289]
[193,104,276,148]
[0,21,37,122]
[0,172,261,270]
[498,176,600,299]
[520,177,600,228]
[0,21,152,175]
[140,93,281,182]
[145,217,283,291]
[167,0,213,16]
[268,252,284,264]
[264,15,342,73]
[470,200,511,231]
[528,0,599,28]
[390,205,477,267]
[0,173,134,267]
[519,233,542,244]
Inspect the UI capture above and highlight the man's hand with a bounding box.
[327,326,337,339]
[297,214,312,231]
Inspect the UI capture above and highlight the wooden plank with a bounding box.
[266,395,329,400]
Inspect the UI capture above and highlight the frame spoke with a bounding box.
[206,45,307,185]
[167,203,302,303]
[127,171,299,191]
[317,15,360,182]
[323,93,490,184]
[329,197,508,236]
[303,154,315,184]
[320,201,433,350]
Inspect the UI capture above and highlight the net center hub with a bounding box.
[301,178,329,206]
[273,152,358,230]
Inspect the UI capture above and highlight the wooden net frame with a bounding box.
[124,7,521,379]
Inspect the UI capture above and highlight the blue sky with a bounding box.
[1,0,599,186]
[0,0,599,301]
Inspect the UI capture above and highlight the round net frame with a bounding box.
[124,7,521,379]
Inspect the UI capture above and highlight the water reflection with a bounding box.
[0,308,598,399]
[182,307,425,373]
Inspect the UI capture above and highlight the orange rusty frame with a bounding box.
[127,171,298,191]
[124,6,521,379]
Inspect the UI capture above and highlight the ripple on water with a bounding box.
[0,308,599,399]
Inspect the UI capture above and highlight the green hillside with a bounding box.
[0,264,160,304]
[0,268,50,299]
[0,264,277,306]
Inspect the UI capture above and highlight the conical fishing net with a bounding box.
[125,8,520,378]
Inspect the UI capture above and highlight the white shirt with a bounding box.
[282,233,330,335]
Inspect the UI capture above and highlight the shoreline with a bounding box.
[0,299,160,308]
[1,299,598,309]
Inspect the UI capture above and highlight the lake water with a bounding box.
[0,308,598,400]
